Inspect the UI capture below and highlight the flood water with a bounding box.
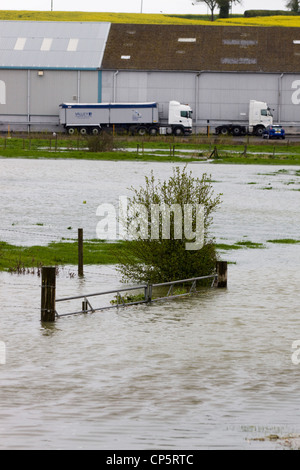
[1,158,300,450]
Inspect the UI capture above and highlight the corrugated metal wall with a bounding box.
[1,68,300,132]
[0,70,99,131]
[102,70,300,130]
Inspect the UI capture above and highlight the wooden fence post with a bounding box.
[78,228,84,277]
[41,267,56,322]
[216,261,228,288]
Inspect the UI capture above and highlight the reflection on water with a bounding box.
[0,160,300,449]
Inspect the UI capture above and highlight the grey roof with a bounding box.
[0,21,110,69]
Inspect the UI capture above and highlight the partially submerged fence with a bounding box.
[40,261,227,322]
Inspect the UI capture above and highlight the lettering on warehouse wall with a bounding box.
[0,341,6,365]
[291,80,300,104]
[0,80,6,104]
[291,340,300,365]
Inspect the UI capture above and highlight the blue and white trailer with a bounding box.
[59,101,193,136]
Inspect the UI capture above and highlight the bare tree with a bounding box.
[194,0,219,21]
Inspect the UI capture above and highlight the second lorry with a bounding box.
[59,100,193,136]
[215,100,273,137]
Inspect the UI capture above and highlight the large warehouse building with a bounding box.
[0,20,300,133]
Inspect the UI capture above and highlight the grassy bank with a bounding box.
[2,135,300,164]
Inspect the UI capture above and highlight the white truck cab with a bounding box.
[248,100,273,135]
[168,100,193,135]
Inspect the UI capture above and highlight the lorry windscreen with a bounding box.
[261,109,272,117]
[261,108,273,117]
[181,111,193,118]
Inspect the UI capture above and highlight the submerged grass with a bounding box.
[216,240,265,250]
[267,239,300,244]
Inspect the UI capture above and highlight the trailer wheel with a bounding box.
[220,126,229,136]
[80,128,88,136]
[137,126,147,136]
[232,126,241,136]
[67,127,76,135]
[92,127,101,135]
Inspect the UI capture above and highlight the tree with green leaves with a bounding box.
[117,166,222,284]
[218,0,242,18]
[286,0,299,13]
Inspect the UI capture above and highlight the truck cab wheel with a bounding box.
[173,127,183,136]
[254,126,264,137]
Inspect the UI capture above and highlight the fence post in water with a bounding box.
[41,267,56,322]
[216,261,228,288]
[78,228,84,277]
[145,282,152,303]
[82,300,88,313]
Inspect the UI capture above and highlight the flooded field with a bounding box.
[0,158,300,449]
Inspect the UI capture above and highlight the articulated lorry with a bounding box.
[59,100,193,136]
[215,100,273,137]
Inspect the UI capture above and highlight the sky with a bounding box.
[0,0,288,15]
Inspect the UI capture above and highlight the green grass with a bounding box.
[2,135,300,165]
[2,237,298,273]
[0,238,268,272]
[0,240,127,272]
